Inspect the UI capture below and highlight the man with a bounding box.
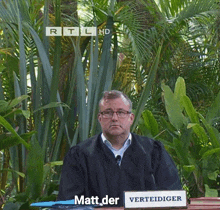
[58,90,182,206]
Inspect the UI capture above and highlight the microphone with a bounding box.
[115,155,121,166]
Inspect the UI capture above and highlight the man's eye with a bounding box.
[118,111,127,114]
[117,111,124,114]
[104,111,112,115]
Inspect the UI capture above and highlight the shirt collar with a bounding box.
[101,133,132,147]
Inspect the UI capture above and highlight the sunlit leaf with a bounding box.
[205,184,218,197]
[0,169,25,178]
[0,116,30,149]
[202,148,220,159]
[183,165,195,173]
[208,170,219,181]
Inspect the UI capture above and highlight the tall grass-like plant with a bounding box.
[0,96,31,208]
[0,0,161,208]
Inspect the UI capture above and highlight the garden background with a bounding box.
[0,0,220,209]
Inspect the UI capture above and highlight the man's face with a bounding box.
[98,97,134,139]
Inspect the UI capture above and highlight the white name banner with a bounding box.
[124,190,187,208]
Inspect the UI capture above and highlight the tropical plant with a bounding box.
[0,0,162,208]
[138,77,220,198]
[0,0,220,208]
[135,0,220,116]
[0,95,31,208]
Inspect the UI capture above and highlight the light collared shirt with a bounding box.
[101,133,132,165]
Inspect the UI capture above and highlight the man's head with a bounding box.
[98,90,134,141]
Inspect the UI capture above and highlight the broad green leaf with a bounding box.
[174,77,186,111]
[0,136,22,150]
[0,131,36,150]
[183,165,195,172]
[142,110,159,137]
[21,110,30,119]
[156,138,175,149]
[208,170,219,181]
[187,123,208,143]
[160,116,177,133]
[0,116,30,149]
[212,127,220,147]
[181,95,199,123]
[205,184,218,197]
[161,83,185,130]
[138,117,152,137]
[198,113,220,148]
[202,148,220,159]
[173,138,189,165]
[187,123,196,129]
[3,109,28,119]
[205,124,220,148]
[5,95,29,110]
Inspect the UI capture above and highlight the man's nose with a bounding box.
[111,112,119,120]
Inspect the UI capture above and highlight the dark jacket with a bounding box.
[58,133,182,206]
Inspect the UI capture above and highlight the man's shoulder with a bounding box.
[131,133,164,151]
[132,133,153,142]
[77,134,100,147]
[68,134,101,155]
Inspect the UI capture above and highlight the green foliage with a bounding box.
[0,95,33,209]
[161,77,220,197]
[142,110,159,137]
[161,79,186,130]
[0,116,30,150]
[0,95,31,150]
[0,0,220,208]
[205,184,218,197]
[26,135,44,200]
[3,0,158,208]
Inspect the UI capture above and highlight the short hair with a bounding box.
[99,90,132,111]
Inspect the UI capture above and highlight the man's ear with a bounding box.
[98,113,101,123]
[130,113,135,124]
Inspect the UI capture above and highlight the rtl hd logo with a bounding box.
[46,27,111,36]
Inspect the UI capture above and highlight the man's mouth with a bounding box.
[110,125,120,127]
